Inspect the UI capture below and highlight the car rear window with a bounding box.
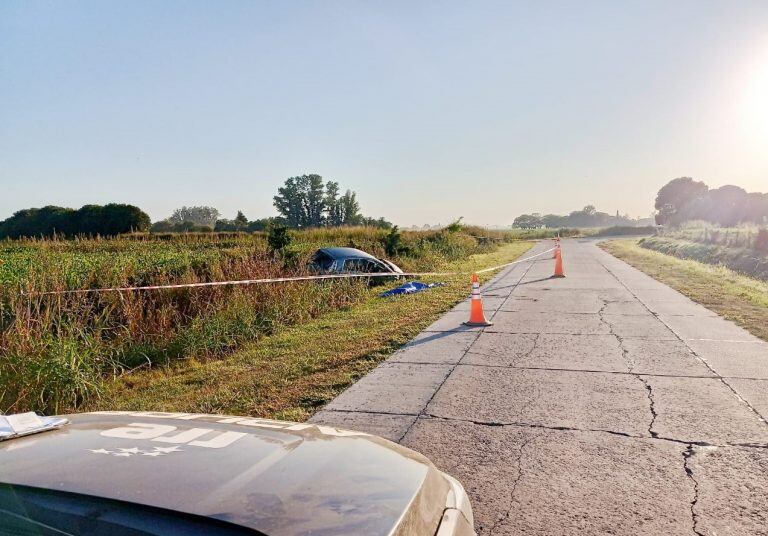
[310,251,335,270]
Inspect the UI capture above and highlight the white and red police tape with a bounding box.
[24,247,557,296]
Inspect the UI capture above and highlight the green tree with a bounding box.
[273,174,388,228]
[273,177,303,227]
[339,190,361,225]
[324,181,342,226]
[234,211,248,230]
[0,204,149,238]
[654,177,709,225]
[513,213,544,229]
[168,206,220,229]
[273,174,327,227]
[357,216,392,229]
[306,175,326,226]
[247,217,283,232]
[99,204,151,234]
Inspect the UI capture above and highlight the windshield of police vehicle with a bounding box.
[0,484,263,536]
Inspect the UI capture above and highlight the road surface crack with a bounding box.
[596,255,768,429]
[418,413,767,450]
[424,412,639,440]
[639,377,659,438]
[487,430,537,536]
[683,444,705,536]
[597,297,658,437]
[398,255,540,443]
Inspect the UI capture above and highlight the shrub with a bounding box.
[267,224,292,254]
[445,217,464,233]
[383,226,409,257]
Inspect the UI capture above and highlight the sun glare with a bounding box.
[741,51,768,141]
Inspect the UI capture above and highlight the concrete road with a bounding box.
[311,239,768,535]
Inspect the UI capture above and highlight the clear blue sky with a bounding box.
[2,1,767,226]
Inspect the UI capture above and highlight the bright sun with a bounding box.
[742,52,768,141]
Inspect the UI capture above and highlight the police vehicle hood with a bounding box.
[0,411,457,535]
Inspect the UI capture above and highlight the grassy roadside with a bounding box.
[1,227,529,414]
[90,241,534,420]
[635,235,768,281]
[601,239,768,342]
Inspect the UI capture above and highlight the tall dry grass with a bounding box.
[660,222,768,252]
[1,226,523,414]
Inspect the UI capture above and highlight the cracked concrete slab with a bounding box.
[309,410,416,442]
[499,292,604,313]
[521,333,628,372]
[401,418,534,535]
[426,365,650,436]
[643,299,721,317]
[602,312,678,339]
[621,338,715,376]
[723,378,768,420]
[631,287,689,302]
[313,239,768,535]
[489,311,610,334]
[644,375,768,445]
[519,287,637,302]
[657,314,763,343]
[685,339,768,379]
[402,418,693,536]
[687,445,768,535]
[323,362,452,414]
[461,332,538,367]
[517,278,627,290]
[600,300,652,315]
[387,331,479,364]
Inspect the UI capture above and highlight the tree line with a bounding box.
[513,205,649,229]
[272,174,387,228]
[0,204,151,239]
[654,177,768,227]
[150,175,391,232]
[0,174,391,238]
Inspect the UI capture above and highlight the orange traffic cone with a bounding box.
[553,246,565,278]
[464,273,493,327]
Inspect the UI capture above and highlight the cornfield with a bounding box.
[0,226,552,414]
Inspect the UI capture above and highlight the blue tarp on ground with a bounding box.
[379,281,445,297]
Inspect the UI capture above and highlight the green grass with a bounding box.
[601,239,768,342]
[636,235,768,281]
[658,222,768,251]
[3,227,530,414]
[90,241,534,421]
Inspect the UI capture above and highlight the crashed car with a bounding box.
[309,247,404,275]
[0,411,475,536]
